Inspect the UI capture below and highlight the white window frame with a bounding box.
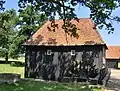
[47,50,52,55]
[71,50,75,55]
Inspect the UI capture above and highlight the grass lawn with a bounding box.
[0,64,24,78]
[0,57,25,78]
[0,80,104,91]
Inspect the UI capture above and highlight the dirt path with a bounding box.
[106,68,120,91]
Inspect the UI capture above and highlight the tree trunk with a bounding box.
[5,52,8,63]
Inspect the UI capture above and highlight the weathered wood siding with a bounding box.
[106,59,119,68]
[25,45,105,81]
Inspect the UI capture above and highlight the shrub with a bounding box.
[10,61,25,67]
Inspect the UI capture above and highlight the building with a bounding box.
[106,46,120,68]
[24,18,107,82]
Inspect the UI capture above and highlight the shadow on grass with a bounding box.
[0,60,25,67]
[0,80,102,91]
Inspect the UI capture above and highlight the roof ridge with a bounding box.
[47,18,91,21]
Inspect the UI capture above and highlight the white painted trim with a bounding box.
[71,50,75,55]
[47,50,52,55]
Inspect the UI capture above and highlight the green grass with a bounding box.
[0,64,24,78]
[0,57,25,78]
[0,80,103,91]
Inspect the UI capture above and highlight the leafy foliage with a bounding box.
[9,35,26,58]
[10,61,25,67]
[18,5,48,38]
[18,0,120,34]
[9,5,48,58]
[0,0,120,34]
[0,3,47,59]
[0,0,5,11]
[0,9,18,61]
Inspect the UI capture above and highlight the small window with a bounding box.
[71,50,75,55]
[47,50,52,55]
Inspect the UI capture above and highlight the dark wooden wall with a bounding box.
[25,45,105,81]
[106,59,119,68]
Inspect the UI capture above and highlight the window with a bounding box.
[71,50,75,55]
[47,50,52,55]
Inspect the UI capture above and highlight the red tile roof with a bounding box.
[24,18,105,46]
[106,46,120,59]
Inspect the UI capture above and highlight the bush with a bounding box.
[10,61,25,67]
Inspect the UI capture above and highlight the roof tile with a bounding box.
[24,18,105,46]
[106,46,120,59]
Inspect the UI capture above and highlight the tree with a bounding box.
[18,0,120,35]
[18,5,48,39]
[0,9,18,62]
[9,5,48,58]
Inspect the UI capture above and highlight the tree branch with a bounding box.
[47,0,74,10]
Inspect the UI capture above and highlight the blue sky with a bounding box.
[4,0,120,45]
